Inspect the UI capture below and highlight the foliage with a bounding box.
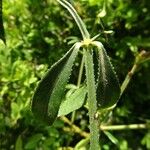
[0,0,150,149]
[0,0,5,43]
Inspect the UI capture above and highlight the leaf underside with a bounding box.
[32,43,80,125]
[58,85,87,117]
[95,43,120,110]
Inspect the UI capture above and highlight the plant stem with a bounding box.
[100,123,150,131]
[71,55,85,123]
[77,55,84,87]
[61,116,150,137]
[84,48,100,150]
[61,116,89,138]
[120,50,150,96]
[120,64,137,96]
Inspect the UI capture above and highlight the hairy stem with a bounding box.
[84,48,100,150]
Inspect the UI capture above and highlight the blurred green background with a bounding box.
[0,0,150,149]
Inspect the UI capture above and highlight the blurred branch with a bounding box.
[100,123,150,131]
[120,50,150,96]
[61,116,89,138]
[61,116,150,136]
[120,63,137,96]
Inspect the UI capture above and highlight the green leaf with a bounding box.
[15,135,23,150]
[32,43,81,125]
[25,134,43,149]
[89,0,102,6]
[58,85,87,116]
[104,131,119,145]
[0,0,6,44]
[141,132,150,149]
[93,41,120,110]
[74,137,90,150]
[11,102,21,122]
[97,1,106,18]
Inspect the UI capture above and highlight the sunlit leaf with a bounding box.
[58,85,87,116]
[89,0,102,6]
[97,1,106,18]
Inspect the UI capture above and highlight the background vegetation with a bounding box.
[0,0,150,149]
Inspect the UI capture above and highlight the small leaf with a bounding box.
[141,132,150,149]
[25,134,43,149]
[104,131,119,145]
[93,41,120,110]
[74,137,90,150]
[0,0,6,44]
[32,43,81,125]
[97,1,106,18]
[58,85,87,116]
[15,135,23,150]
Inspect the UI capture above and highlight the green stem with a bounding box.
[100,123,150,131]
[62,116,150,137]
[71,55,85,123]
[84,48,100,150]
[61,116,89,138]
[99,18,108,43]
[77,55,84,87]
[120,64,137,96]
[120,50,150,97]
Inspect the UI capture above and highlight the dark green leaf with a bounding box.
[25,134,43,149]
[0,0,6,44]
[58,85,87,116]
[141,132,150,149]
[93,41,120,110]
[32,43,81,125]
